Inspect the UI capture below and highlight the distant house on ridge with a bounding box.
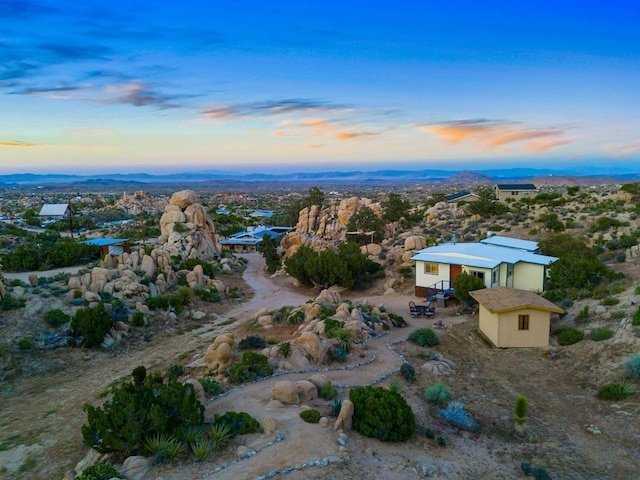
[494,184,538,202]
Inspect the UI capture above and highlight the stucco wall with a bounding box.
[415,261,450,288]
[496,308,550,348]
[478,304,500,346]
[512,263,545,292]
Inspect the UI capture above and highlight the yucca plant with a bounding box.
[329,398,343,417]
[208,423,233,451]
[144,433,185,464]
[191,439,215,461]
[439,401,480,432]
[514,395,528,433]
[182,425,207,444]
[597,381,636,401]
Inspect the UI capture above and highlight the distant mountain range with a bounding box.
[0,168,639,186]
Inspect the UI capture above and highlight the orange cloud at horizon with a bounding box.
[0,140,37,147]
[420,120,569,153]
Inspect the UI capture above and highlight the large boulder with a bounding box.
[295,332,322,363]
[296,380,318,402]
[272,380,300,405]
[169,189,198,209]
[334,399,354,430]
[205,341,233,374]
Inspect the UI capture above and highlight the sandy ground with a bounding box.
[1,253,639,479]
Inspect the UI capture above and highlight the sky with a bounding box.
[1,0,640,175]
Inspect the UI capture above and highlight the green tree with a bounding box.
[467,186,507,217]
[257,233,281,273]
[71,303,114,348]
[347,205,384,243]
[538,212,565,232]
[349,386,415,442]
[382,193,411,223]
[453,272,486,305]
[305,186,325,209]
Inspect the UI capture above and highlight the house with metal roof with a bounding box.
[479,235,540,253]
[494,184,538,202]
[38,203,72,218]
[220,226,291,252]
[82,238,130,256]
[411,236,557,299]
[470,286,563,347]
[446,191,480,203]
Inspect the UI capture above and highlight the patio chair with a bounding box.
[409,301,422,317]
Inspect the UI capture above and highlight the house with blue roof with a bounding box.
[410,235,557,300]
[220,226,291,252]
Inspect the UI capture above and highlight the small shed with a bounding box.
[82,238,130,256]
[470,286,563,348]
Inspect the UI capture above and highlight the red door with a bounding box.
[450,265,462,287]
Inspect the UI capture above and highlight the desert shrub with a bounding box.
[44,308,70,328]
[71,303,114,348]
[439,401,480,432]
[165,364,184,381]
[179,258,217,278]
[610,310,626,319]
[388,312,408,328]
[349,386,415,442]
[596,382,636,401]
[82,368,204,455]
[319,382,337,400]
[277,341,291,358]
[228,286,242,298]
[238,334,267,350]
[193,285,221,303]
[400,362,416,382]
[132,311,145,327]
[575,305,590,324]
[227,352,273,383]
[213,411,261,436]
[590,328,614,342]
[198,376,223,397]
[329,398,343,417]
[632,308,640,326]
[1,293,26,311]
[77,462,119,480]
[145,296,170,310]
[601,297,619,306]
[424,382,451,405]
[18,338,32,350]
[191,438,215,461]
[521,461,552,480]
[300,409,321,423]
[170,286,193,314]
[408,328,440,347]
[144,433,185,463]
[399,266,413,278]
[556,328,584,346]
[514,395,528,432]
[624,355,640,377]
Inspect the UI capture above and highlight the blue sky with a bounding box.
[1,0,639,174]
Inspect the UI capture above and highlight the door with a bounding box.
[449,264,462,288]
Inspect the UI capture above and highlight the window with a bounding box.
[470,271,485,282]
[492,269,499,284]
[511,191,518,196]
[518,314,530,330]
[424,263,438,275]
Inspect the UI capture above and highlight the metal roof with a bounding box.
[447,191,477,201]
[411,241,557,268]
[495,183,538,191]
[38,203,71,217]
[480,235,539,252]
[82,238,129,247]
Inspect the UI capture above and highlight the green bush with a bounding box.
[1,293,26,311]
[18,338,33,350]
[44,308,71,328]
[178,258,217,278]
[624,354,640,377]
[227,352,273,384]
[238,334,267,350]
[300,409,321,423]
[632,308,640,326]
[198,376,223,397]
[145,296,170,310]
[71,303,114,348]
[408,328,440,347]
[132,311,145,327]
[400,362,416,382]
[349,386,415,442]
[556,328,584,346]
[77,462,119,480]
[590,328,614,341]
[213,411,261,436]
[424,382,451,405]
[82,368,205,455]
[610,310,626,320]
[165,364,184,381]
[277,341,291,358]
[601,297,619,306]
[170,286,193,314]
[319,382,337,400]
[596,382,636,401]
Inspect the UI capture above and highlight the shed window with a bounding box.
[518,314,530,330]
[424,263,438,275]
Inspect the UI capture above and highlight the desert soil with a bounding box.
[1,253,639,479]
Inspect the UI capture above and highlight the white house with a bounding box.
[410,235,557,299]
